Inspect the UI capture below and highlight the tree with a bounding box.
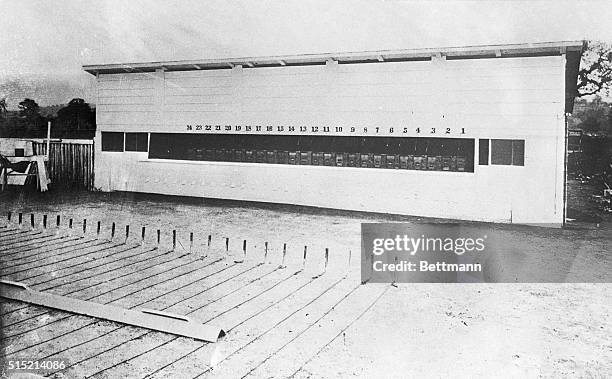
[571,96,612,136]
[0,98,10,136]
[55,98,96,138]
[605,107,612,136]
[577,41,612,97]
[18,98,40,118]
[580,115,601,134]
[17,98,45,137]
[0,98,6,117]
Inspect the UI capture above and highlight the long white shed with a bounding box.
[84,41,584,225]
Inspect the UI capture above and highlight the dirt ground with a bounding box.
[0,179,611,378]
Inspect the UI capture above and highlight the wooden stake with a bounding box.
[83,219,87,234]
[18,212,22,225]
[30,214,34,228]
[141,226,146,244]
[111,222,116,239]
[189,232,193,253]
[69,218,73,229]
[264,241,268,262]
[7,211,11,222]
[393,256,398,285]
[281,243,287,267]
[203,234,211,257]
[125,225,130,243]
[43,215,47,229]
[56,215,60,227]
[234,238,245,263]
[97,221,101,236]
[172,230,176,250]
[157,229,161,246]
[312,247,329,279]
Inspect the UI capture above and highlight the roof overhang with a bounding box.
[564,43,585,114]
[83,40,585,112]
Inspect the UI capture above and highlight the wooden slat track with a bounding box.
[0,215,379,379]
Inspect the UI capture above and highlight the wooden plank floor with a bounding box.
[0,220,387,378]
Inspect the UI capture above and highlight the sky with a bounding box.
[1,0,612,107]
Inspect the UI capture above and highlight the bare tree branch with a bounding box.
[577,41,612,97]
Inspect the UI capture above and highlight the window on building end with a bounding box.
[491,139,524,166]
[125,133,148,152]
[101,132,124,152]
[478,139,489,165]
[511,140,524,166]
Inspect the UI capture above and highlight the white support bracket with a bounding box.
[0,280,225,343]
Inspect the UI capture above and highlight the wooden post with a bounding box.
[325,248,329,270]
[30,213,34,228]
[125,225,130,243]
[303,246,307,270]
[97,221,101,236]
[233,238,245,263]
[18,213,22,226]
[157,229,160,246]
[111,222,115,239]
[69,218,73,229]
[393,256,398,285]
[83,219,87,234]
[1,167,6,192]
[56,215,60,228]
[264,241,268,262]
[189,232,193,253]
[205,234,212,256]
[7,211,11,222]
[141,226,146,244]
[172,230,176,250]
[46,121,51,159]
[43,215,47,229]
[281,243,287,267]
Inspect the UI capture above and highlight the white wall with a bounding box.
[94,55,567,225]
[0,138,34,156]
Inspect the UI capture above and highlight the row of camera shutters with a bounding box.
[166,149,469,171]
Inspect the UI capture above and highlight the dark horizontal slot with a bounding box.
[148,133,475,172]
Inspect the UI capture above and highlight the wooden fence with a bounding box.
[33,140,94,190]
